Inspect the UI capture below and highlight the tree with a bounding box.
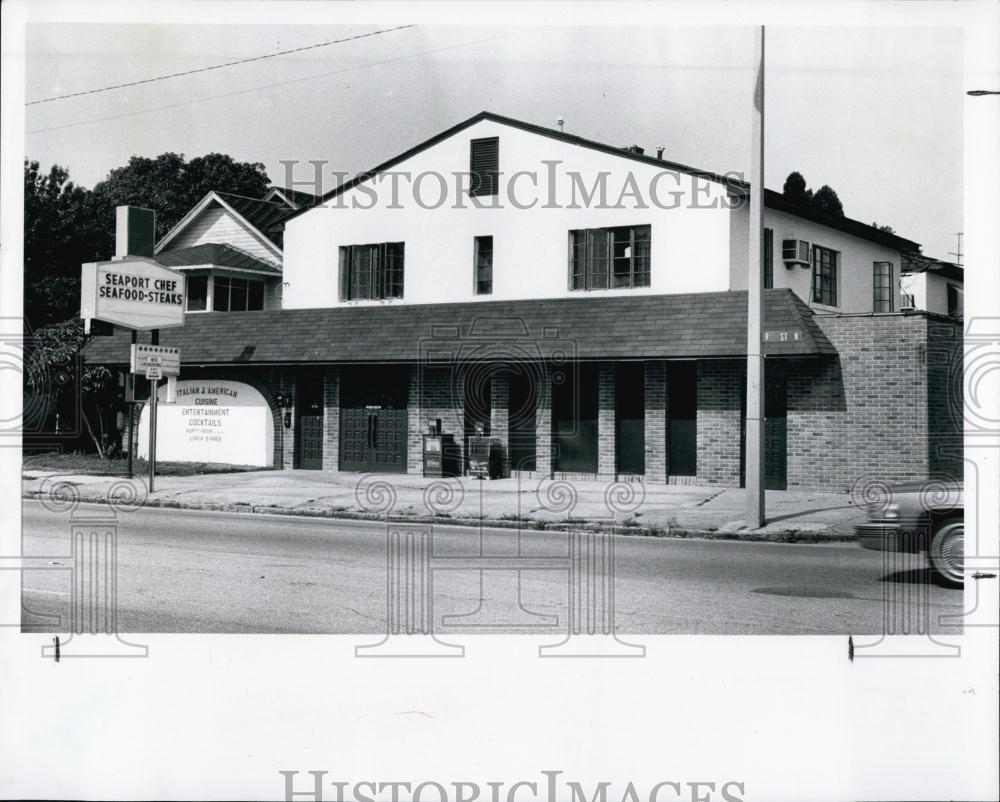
[811,185,844,217]
[782,172,845,217]
[871,221,896,234]
[23,152,272,455]
[782,171,812,205]
[24,160,107,328]
[90,152,270,241]
[24,319,118,457]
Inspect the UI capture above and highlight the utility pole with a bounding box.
[745,25,766,529]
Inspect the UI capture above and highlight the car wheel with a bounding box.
[928,517,964,588]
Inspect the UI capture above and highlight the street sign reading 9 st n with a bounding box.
[80,257,186,330]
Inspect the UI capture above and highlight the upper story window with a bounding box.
[811,245,839,306]
[187,275,208,312]
[763,227,774,289]
[569,225,651,291]
[474,236,493,295]
[339,242,404,300]
[947,284,963,318]
[873,262,893,312]
[214,275,264,312]
[470,137,499,197]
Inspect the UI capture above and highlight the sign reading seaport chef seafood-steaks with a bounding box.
[80,256,186,330]
[137,380,274,467]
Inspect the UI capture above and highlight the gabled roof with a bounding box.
[272,110,922,254]
[262,186,318,209]
[154,190,294,256]
[83,288,835,366]
[154,243,282,275]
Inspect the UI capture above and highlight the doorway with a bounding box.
[339,366,408,473]
[296,376,324,470]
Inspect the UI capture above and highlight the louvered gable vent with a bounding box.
[469,136,499,197]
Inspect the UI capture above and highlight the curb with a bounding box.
[21,490,857,544]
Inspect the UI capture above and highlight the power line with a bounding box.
[27,29,537,136]
[26,24,415,106]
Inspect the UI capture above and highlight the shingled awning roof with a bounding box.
[154,243,282,275]
[83,288,836,366]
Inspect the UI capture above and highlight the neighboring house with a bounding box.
[900,254,964,318]
[87,111,961,490]
[152,189,304,312]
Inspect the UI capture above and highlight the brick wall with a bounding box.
[597,361,616,477]
[786,313,962,490]
[695,360,744,485]
[644,361,667,483]
[407,364,464,474]
[322,368,340,471]
[490,372,511,477]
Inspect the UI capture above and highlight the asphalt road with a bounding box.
[19,501,964,635]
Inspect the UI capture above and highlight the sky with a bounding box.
[25,22,964,259]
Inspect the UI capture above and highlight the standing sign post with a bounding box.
[81,230,186,492]
[130,341,179,492]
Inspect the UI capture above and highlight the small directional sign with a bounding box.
[763,329,803,344]
[145,364,163,380]
[131,344,180,376]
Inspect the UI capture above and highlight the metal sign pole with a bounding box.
[148,328,160,492]
[127,329,137,478]
[148,375,157,493]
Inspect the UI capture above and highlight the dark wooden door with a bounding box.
[298,416,324,469]
[552,362,598,473]
[763,374,787,490]
[296,377,324,470]
[616,362,645,475]
[339,367,408,474]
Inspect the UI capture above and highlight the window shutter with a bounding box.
[470,137,499,197]
[338,246,349,300]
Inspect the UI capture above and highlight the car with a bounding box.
[856,480,964,587]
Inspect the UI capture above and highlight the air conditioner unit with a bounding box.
[782,239,811,267]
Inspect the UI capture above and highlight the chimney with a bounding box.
[114,205,156,259]
[656,146,665,160]
[622,145,644,156]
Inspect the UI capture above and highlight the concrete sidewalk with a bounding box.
[21,468,866,542]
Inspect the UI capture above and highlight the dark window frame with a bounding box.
[811,245,839,307]
[568,224,651,291]
[873,261,893,312]
[213,274,264,312]
[338,242,405,301]
[469,137,499,197]
[186,274,209,312]
[474,235,493,295]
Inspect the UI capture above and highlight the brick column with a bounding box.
[281,370,296,470]
[598,361,617,478]
[696,360,743,486]
[322,367,340,472]
[535,362,553,477]
[490,370,511,477]
[406,366,424,474]
[644,361,667,483]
